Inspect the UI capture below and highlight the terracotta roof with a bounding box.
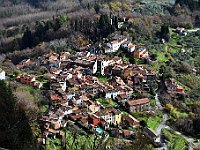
[127,98,149,106]
[50,95,60,101]
[177,85,183,90]
[18,74,36,82]
[49,55,58,61]
[99,108,120,116]
[124,115,139,126]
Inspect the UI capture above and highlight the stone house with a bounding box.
[126,98,150,112]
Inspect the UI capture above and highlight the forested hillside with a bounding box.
[175,0,200,10]
[0,0,113,29]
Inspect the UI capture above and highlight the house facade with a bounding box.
[104,89,119,99]
[133,47,149,59]
[104,37,128,53]
[18,74,36,86]
[126,98,150,112]
[96,108,122,125]
[165,78,184,94]
[0,69,5,80]
[88,115,101,126]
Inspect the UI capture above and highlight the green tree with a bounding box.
[35,21,46,38]
[74,19,81,31]
[98,14,111,38]
[94,3,100,14]
[13,38,20,50]
[21,27,34,49]
[159,65,174,78]
[87,3,91,10]
[45,20,53,30]
[160,25,170,42]
[113,16,118,29]
[140,120,147,127]
[0,81,34,149]
[53,15,68,31]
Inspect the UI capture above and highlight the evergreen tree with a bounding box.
[175,0,200,10]
[0,80,34,149]
[160,25,170,42]
[13,38,20,50]
[113,16,119,29]
[45,20,53,30]
[21,27,33,49]
[74,19,80,31]
[53,15,68,31]
[87,3,91,10]
[98,14,111,38]
[35,21,46,39]
[94,3,100,14]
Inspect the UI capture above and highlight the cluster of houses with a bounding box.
[164,78,185,96]
[91,32,149,60]
[14,47,157,140]
[13,33,158,144]
[17,74,43,88]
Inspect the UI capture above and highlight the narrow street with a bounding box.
[155,93,168,150]
[187,28,200,33]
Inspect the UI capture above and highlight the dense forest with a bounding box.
[1,0,200,55]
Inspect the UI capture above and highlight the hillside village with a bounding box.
[1,0,200,149]
[0,30,192,149]
[1,14,200,148]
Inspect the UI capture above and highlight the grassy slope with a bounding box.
[162,128,188,150]
[132,112,162,131]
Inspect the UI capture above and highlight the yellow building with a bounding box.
[115,112,122,125]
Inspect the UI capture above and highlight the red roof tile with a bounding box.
[127,98,149,106]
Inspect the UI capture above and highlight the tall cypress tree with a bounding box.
[21,27,33,49]
[94,3,100,14]
[98,14,111,38]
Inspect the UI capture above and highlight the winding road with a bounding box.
[155,89,196,150]
[155,93,169,150]
[187,28,200,33]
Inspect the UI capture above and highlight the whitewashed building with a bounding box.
[0,69,5,80]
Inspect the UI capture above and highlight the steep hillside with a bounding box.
[175,0,200,10]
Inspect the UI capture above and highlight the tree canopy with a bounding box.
[0,80,34,149]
